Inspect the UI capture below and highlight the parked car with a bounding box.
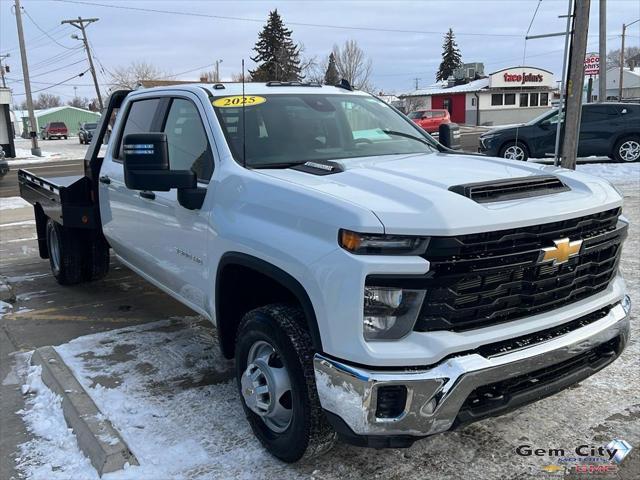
[41,122,68,140]
[78,122,98,145]
[408,109,451,133]
[479,103,640,162]
[18,85,631,462]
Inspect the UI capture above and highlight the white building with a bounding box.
[400,66,556,126]
[591,67,640,101]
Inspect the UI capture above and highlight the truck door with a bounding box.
[99,94,215,312]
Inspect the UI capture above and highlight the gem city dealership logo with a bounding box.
[516,439,633,475]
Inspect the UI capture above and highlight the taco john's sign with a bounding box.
[503,72,544,84]
[489,67,554,88]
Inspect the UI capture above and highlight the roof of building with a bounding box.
[400,77,490,97]
[12,105,101,120]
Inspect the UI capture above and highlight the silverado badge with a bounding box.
[539,238,583,265]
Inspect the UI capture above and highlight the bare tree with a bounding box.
[109,60,166,90]
[68,96,92,109]
[607,46,640,69]
[20,93,62,110]
[332,40,374,92]
[399,96,428,114]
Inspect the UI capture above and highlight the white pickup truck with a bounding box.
[18,83,631,462]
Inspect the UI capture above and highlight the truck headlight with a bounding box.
[339,229,429,255]
[363,287,426,340]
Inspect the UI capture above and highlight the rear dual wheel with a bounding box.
[46,219,110,285]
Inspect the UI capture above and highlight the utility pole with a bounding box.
[14,0,41,156]
[561,0,591,170]
[598,0,606,101]
[62,17,103,110]
[0,53,9,88]
[618,20,640,100]
[413,77,421,90]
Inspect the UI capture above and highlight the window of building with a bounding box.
[471,97,476,107]
[504,93,516,105]
[163,98,214,182]
[519,93,529,107]
[491,94,503,106]
[530,93,539,107]
[540,92,549,106]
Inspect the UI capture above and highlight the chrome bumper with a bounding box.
[314,299,631,438]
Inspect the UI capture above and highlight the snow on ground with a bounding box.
[0,196,31,210]
[9,138,90,165]
[575,162,640,184]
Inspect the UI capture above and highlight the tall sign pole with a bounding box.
[598,0,606,101]
[561,0,591,170]
[62,17,103,110]
[14,0,41,156]
[618,22,626,100]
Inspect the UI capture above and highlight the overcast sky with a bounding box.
[1,0,638,103]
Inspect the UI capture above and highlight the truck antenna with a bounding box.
[242,59,246,168]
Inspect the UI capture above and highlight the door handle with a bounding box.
[139,191,156,200]
[99,175,111,184]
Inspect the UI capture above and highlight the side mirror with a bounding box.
[539,121,549,129]
[123,133,195,192]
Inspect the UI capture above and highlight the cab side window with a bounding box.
[163,99,214,182]
[117,98,162,159]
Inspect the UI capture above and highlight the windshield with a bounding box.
[526,108,558,126]
[213,94,437,168]
[84,123,97,129]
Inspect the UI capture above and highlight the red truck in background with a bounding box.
[41,122,69,140]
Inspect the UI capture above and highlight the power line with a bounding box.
[22,9,77,50]
[53,0,528,38]
[30,58,87,78]
[12,68,91,95]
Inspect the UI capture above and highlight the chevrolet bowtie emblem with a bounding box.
[539,238,583,265]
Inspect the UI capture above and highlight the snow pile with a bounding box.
[0,196,31,211]
[16,362,99,480]
[576,162,640,184]
[14,317,301,479]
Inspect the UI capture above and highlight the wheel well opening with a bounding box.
[217,263,301,359]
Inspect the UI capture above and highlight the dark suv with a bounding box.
[479,103,640,162]
[41,122,68,140]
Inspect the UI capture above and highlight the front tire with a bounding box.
[235,304,336,462]
[46,219,83,285]
[500,140,529,161]
[613,136,640,162]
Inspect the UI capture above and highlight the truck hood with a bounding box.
[257,152,622,235]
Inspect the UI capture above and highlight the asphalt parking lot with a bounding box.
[1,162,639,480]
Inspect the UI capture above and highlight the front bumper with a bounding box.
[314,298,631,446]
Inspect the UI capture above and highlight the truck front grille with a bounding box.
[413,208,625,332]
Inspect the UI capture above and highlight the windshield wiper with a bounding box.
[381,129,434,147]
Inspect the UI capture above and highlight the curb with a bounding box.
[31,346,138,476]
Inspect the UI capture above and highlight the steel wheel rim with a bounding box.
[241,340,293,433]
[48,226,61,272]
[619,140,640,162]
[504,145,525,161]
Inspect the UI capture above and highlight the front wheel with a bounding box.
[500,141,529,161]
[613,136,640,162]
[235,304,336,462]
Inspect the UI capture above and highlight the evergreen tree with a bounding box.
[324,53,340,85]
[436,28,462,81]
[250,10,302,82]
